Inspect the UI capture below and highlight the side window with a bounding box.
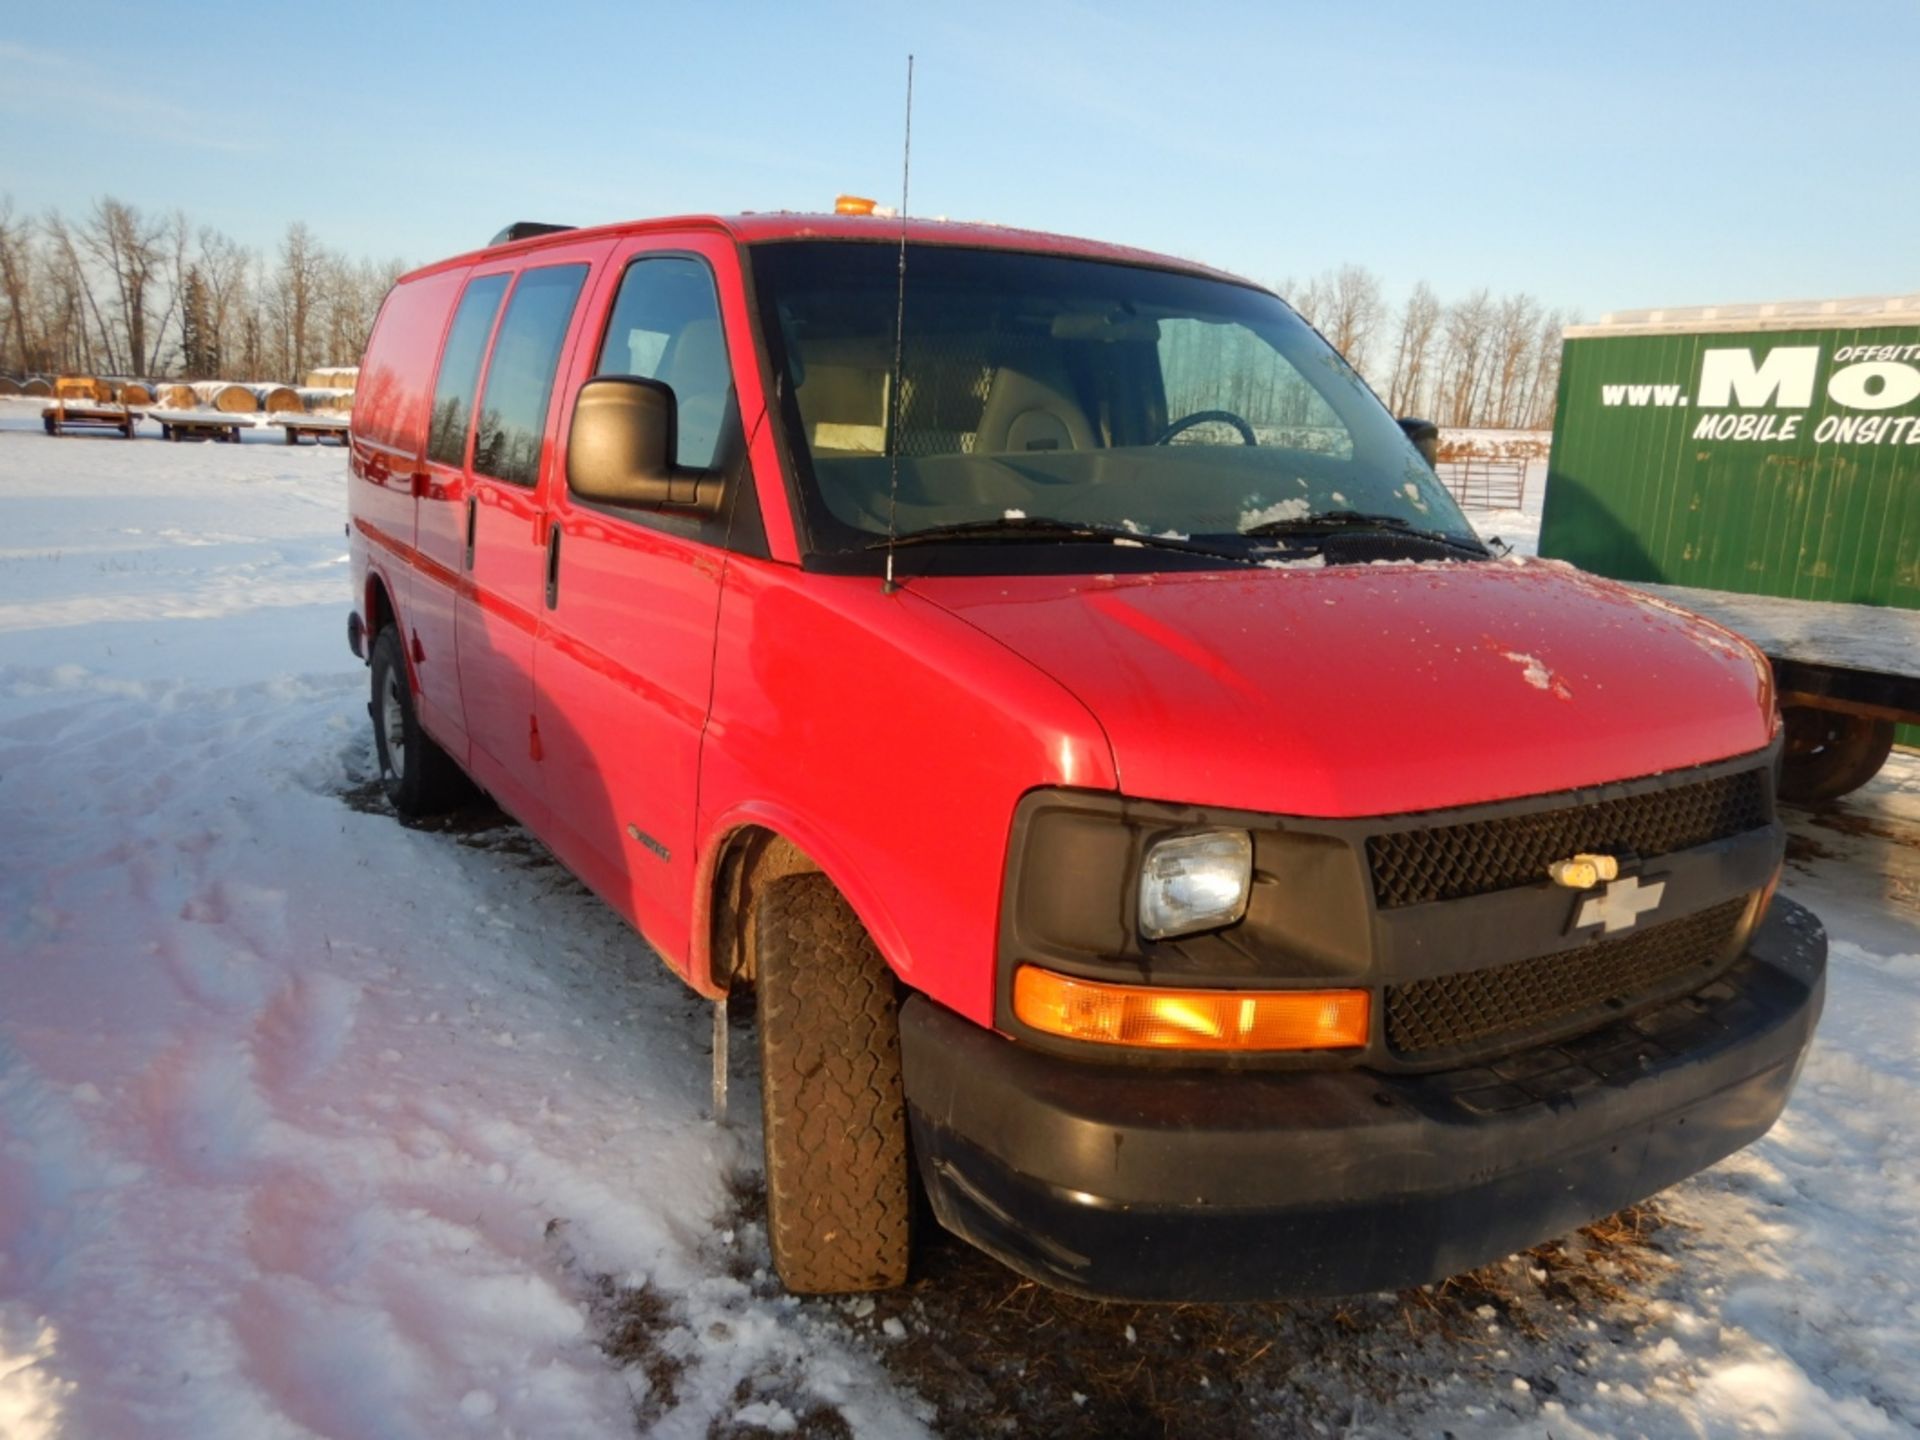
[426,273,510,466]
[596,257,733,470]
[473,263,590,486]
[1156,317,1354,459]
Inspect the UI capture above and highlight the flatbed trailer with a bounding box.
[150,410,252,443]
[42,402,137,438]
[1628,584,1917,802]
[270,414,349,445]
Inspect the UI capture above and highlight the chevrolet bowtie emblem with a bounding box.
[1574,875,1667,933]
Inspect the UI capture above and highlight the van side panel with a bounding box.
[350,268,468,737]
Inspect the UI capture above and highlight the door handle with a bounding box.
[545,525,562,610]
[464,495,477,569]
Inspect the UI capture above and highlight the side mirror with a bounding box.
[1397,417,1440,468]
[567,376,724,514]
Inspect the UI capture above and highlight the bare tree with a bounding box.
[194,228,251,378]
[43,212,116,374]
[0,197,37,373]
[139,209,193,375]
[1486,292,1542,428]
[1520,308,1572,429]
[1317,265,1385,375]
[79,198,171,376]
[1435,289,1495,428]
[272,222,325,382]
[1384,280,1442,417]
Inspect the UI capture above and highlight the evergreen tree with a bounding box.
[180,265,218,377]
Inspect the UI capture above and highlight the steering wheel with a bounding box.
[1153,409,1258,446]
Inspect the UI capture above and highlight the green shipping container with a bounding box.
[1541,296,1920,748]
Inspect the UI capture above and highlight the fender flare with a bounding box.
[691,799,915,996]
[360,559,420,691]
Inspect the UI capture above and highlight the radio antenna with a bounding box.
[882,53,914,594]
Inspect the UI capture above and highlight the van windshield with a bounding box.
[750,241,1480,569]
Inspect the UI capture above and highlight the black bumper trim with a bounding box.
[902,897,1826,1302]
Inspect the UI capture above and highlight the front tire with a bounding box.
[369,624,468,817]
[755,873,912,1293]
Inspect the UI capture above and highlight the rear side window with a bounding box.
[427,273,510,466]
[354,267,466,456]
[474,264,591,486]
[596,257,733,470]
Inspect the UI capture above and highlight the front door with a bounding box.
[535,236,757,965]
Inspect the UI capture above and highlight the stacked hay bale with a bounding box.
[22,378,53,397]
[152,383,198,409]
[191,381,258,413]
[0,376,21,397]
[252,384,303,413]
[117,381,156,405]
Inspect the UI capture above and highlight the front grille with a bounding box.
[1367,767,1772,909]
[1384,897,1750,1061]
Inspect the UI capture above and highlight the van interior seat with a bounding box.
[975,358,1097,454]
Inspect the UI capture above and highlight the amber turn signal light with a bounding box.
[834,194,879,215]
[1012,966,1369,1052]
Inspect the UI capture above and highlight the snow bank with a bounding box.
[0,398,1915,1437]
[0,406,923,1438]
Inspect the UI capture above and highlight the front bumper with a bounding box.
[901,896,1826,1302]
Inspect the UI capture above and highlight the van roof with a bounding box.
[400,212,1259,291]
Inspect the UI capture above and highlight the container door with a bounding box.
[535,236,755,965]
[454,248,604,828]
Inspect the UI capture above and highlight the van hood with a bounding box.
[910,558,1775,818]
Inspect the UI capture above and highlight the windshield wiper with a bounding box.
[869,517,1252,563]
[1240,509,1487,555]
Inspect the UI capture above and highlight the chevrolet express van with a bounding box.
[346,212,1826,1300]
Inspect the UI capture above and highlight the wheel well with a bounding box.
[708,826,820,992]
[365,574,396,647]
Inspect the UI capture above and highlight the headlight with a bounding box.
[1138,829,1253,940]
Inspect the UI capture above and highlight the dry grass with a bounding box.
[1436,435,1551,462]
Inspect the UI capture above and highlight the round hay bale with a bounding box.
[22,377,52,398]
[252,384,302,413]
[305,366,359,392]
[296,387,353,413]
[153,383,197,409]
[191,381,258,413]
[118,382,155,405]
[0,376,21,397]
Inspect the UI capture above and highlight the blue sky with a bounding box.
[3,0,1914,318]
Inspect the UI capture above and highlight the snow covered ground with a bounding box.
[1,400,1916,1438]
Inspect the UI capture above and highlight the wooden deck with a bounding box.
[271,415,350,445]
[148,410,251,443]
[41,403,137,438]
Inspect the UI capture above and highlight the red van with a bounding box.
[347,212,1826,1301]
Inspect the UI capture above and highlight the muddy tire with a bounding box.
[755,872,912,1294]
[369,624,469,817]
[1779,706,1895,804]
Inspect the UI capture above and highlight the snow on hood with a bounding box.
[912,558,1775,817]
